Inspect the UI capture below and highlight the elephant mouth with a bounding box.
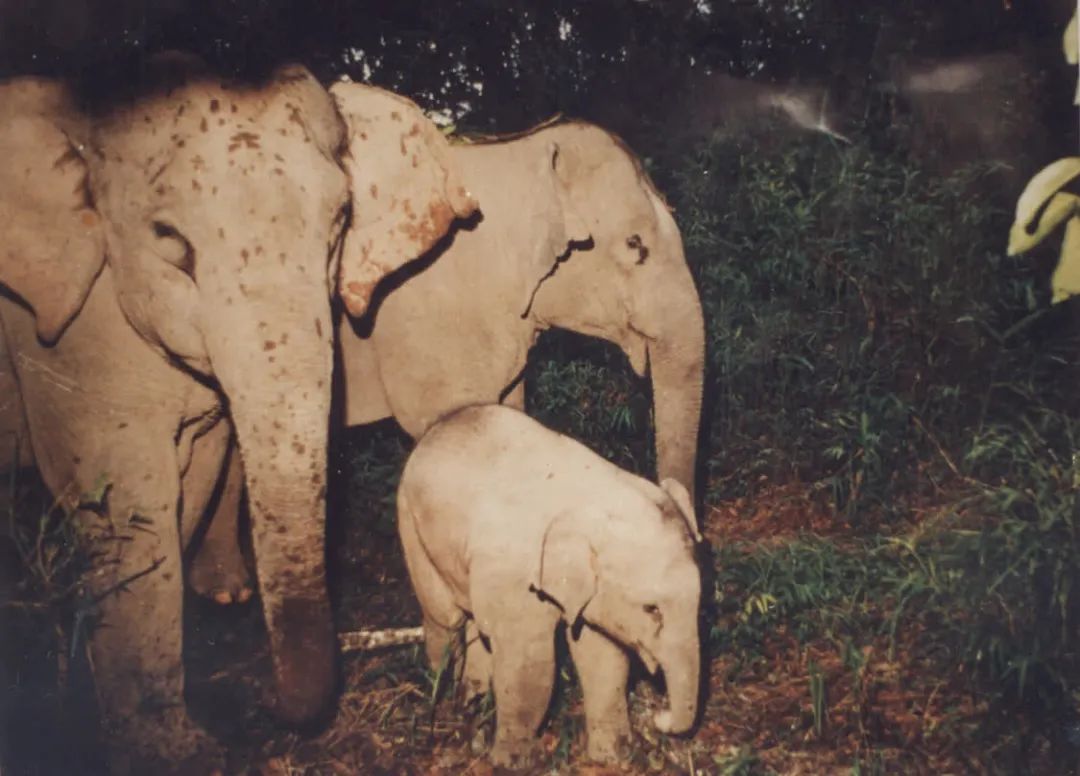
[636,642,660,675]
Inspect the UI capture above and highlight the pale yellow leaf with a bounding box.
[1065,10,1078,65]
[1008,158,1080,255]
[1068,11,1080,103]
[1051,217,1080,304]
[1010,191,1080,255]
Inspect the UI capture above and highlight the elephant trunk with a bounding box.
[653,629,701,735]
[207,296,336,725]
[645,265,705,505]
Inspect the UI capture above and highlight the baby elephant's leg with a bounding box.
[423,612,461,676]
[568,625,633,763]
[398,506,464,673]
[461,619,493,701]
[488,621,557,768]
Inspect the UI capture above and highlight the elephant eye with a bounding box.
[152,220,195,278]
[643,603,663,627]
[626,234,649,265]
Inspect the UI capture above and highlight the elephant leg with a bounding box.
[185,432,252,605]
[461,618,493,701]
[488,621,557,768]
[568,625,633,763]
[398,503,465,674]
[74,437,221,773]
[422,612,460,681]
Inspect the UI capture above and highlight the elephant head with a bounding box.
[329,81,478,317]
[534,477,703,735]
[524,123,705,504]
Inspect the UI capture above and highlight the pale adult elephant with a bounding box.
[342,121,705,502]
[0,60,475,772]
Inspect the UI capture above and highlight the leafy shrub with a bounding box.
[670,134,1079,518]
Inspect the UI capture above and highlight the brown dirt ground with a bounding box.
[1,479,1069,774]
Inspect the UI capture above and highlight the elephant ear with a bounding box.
[530,511,598,623]
[0,88,105,343]
[660,478,702,543]
[548,141,593,247]
[330,82,479,317]
[514,139,593,315]
[270,64,348,158]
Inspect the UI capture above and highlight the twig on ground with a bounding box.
[339,626,425,654]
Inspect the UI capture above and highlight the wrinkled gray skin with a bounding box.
[397,405,703,767]
[191,121,706,607]
[0,63,476,773]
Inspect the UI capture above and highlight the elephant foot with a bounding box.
[188,549,254,605]
[489,735,541,770]
[584,728,634,764]
[107,706,224,776]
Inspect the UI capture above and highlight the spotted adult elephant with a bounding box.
[342,120,705,502]
[0,59,475,772]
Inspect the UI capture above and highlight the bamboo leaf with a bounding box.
[1009,191,1080,256]
[1065,10,1078,65]
[1067,11,1079,103]
[1008,158,1080,255]
[1051,217,1080,304]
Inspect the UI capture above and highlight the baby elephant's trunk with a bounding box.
[653,631,700,734]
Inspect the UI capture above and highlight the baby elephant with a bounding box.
[397,404,703,767]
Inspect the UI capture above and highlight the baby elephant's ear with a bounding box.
[330,82,478,318]
[660,478,701,543]
[0,93,105,343]
[531,513,598,623]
